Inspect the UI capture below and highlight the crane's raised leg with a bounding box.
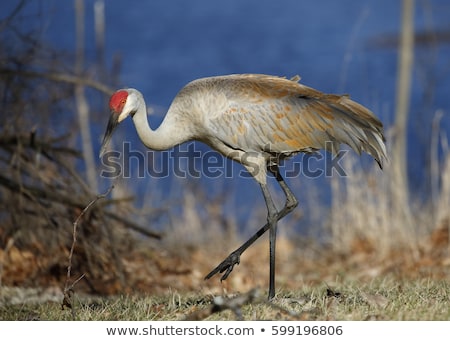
[204,166,298,300]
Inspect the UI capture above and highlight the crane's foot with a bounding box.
[204,251,241,282]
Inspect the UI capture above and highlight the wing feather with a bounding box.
[198,74,386,167]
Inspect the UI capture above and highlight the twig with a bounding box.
[62,185,114,310]
[0,68,115,96]
[106,211,163,239]
[183,288,260,320]
[0,133,82,158]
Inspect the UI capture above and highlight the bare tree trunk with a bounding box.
[75,0,98,191]
[392,0,414,223]
[94,0,105,77]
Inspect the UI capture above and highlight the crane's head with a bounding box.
[100,89,138,158]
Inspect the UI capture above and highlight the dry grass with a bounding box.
[1,277,449,320]
[329,145,450,258]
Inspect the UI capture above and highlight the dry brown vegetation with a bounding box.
[1,1,449,321]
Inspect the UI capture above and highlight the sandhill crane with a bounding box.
[100,73,387,300]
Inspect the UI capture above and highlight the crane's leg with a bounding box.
[205,166,298,300]
[260,182,278,300]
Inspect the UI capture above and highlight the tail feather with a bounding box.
[328,96,387,168]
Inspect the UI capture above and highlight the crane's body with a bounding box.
[100,74,387,300]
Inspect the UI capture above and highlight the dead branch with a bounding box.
[0,133,82,158]
[106,211,163,239]
[183,289,260,320]
[0,173,162,239]
[62,185,114,310]
[0,68,115,96]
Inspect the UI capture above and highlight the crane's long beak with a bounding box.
[99,111,119,158]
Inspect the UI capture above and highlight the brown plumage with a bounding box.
[100,73,387,300]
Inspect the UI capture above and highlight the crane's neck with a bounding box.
[131,94,191,151]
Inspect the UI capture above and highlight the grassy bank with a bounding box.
[2,277,449,320]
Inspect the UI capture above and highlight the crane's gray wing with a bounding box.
[206,75,386,167]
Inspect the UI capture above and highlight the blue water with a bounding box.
[8,0,450,233]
